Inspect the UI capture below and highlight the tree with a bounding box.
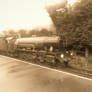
[18,29,27,37]
[2,30,8,37]
[47,0,92,57]
[8,29,15,35]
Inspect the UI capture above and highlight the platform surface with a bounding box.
[0,55,92,92]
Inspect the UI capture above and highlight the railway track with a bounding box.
[13,54,92,79]
[55,66,92,79]
[0,53,92,79]
[37,63,92,79]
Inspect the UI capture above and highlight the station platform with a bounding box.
[0,55,92,92]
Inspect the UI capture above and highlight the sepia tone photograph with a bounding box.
[0,0,92,92]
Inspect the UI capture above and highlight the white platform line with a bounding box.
[0,55,92,81]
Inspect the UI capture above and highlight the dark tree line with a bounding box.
[2,28,54,38]
[18,29,54,37]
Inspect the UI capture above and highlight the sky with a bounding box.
[0,0,64,32]
[0,0,78,32]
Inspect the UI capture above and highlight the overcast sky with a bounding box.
[0,0,64,32]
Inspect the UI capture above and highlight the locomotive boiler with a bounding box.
[15,36,60,51]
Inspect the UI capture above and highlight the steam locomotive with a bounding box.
[0,36,72,66]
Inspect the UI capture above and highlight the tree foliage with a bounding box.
[16,29,54,37]
[47,0,92,50]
